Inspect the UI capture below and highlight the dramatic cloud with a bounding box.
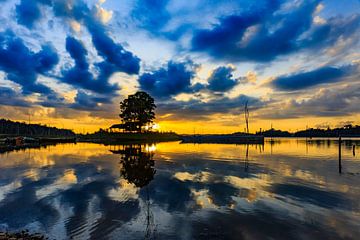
[50,0,141,104]
[206,66,239,92]
[0,30,59,95]
[65,36,88,69]
[157,94,264,120]
[271,64,358,91]
[257,82,360,119]
[129,0,257,40]
[191,0,360,62]
[139,61,196,99]
[131,0,171,35]
[70,90,113,111]
[58,0,140,75]
[62,36,119,95]
[15,0,52,28]
[88,25,141,75]
[0,87,30,107]
[0,0,359,129]
[14,0,141,93]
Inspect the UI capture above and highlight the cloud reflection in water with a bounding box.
[0,139,359,239]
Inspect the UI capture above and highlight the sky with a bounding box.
[0,0,359,133]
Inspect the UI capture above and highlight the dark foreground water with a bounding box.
[0,138,359,240]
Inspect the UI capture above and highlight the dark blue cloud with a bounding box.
[35,45,59,73]
[191,0,359,62]
[0,87,30,107]
[157,94,264,120]
[36,91,66,108]
[191,0,282,61]
[15,0,41,28]
[207,66,238,92]
[129,0,263,41]
[139,61,196,98]
[50,1,142,108]
[65,36,88,69]
[131,0,171,34]
[271,65,357,91]
[0,30,58,95]
[70,90,113,110]
[15,0,52,28]
[51,1,140,103]
[88,24,141,75]
[303,14,360,50]
[53,0,141,75]
[14,0,141,96]
[62,36,119,95]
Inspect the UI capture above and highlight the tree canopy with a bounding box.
[119,91,156,133]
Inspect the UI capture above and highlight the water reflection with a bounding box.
[0,139,358,239]
[111,144,156,239]
[111,145,156,188]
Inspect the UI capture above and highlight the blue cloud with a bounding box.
[53,1,140,98]
[0,30,58,95]
[88,23,141,75]
[138,63,242,100]
[271,65,358,91]
[191,0,359,62]
[70,90,112,110]
[131,0,171,35]
[62,36,119,95]
[157,94,264,120]
[139,61,195,98]
[65,36,88,69]
[35,45,59,73]
[0,87,30,107]
[129,0,263,41]
[207,66,238,92]
[191,0,282,61]
[53,0,141,75]
[15,0,52,28]
[37,92,66,108]
[15,0,41,28]
[14,0,141,84]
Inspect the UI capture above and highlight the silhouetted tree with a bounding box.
[119,91,156,133]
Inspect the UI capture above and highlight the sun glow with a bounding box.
[145,144,157,152]
[152,123,160,130]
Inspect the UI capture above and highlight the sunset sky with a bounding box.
[0,0,359,133]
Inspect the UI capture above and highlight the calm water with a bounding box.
[0,138,359,239]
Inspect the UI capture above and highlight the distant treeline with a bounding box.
[78,128,180,143]
[0,119,75,137]
[257,124,360,137]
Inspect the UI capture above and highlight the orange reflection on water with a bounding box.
[0,139,359,239]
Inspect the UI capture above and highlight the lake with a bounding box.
[0,138,359,239]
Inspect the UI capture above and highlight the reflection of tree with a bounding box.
[112,145,156,188]
[111,144,157,239]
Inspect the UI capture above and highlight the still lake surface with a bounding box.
[0,138,359,239]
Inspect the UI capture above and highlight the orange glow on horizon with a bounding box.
[6,108,360,134]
